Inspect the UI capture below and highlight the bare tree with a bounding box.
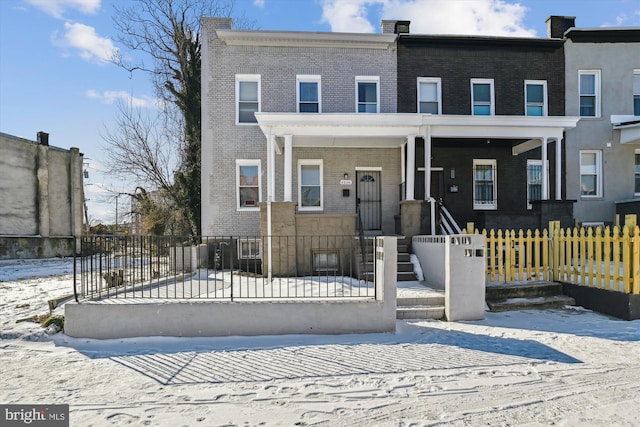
[105,0,250,236]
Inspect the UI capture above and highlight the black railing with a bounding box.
[74,235,376,302]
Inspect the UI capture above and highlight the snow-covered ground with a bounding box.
[2,258,640,426]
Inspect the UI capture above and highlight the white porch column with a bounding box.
[555,135,562,200]
[406,135,416,201]
[541,136,549,200]
[283,134,293,202]
[424,126,432,200]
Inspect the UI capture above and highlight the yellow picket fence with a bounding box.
[467,223,640,294]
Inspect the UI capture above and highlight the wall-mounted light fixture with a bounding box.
[450,168,455,179]
[344,172,349,180]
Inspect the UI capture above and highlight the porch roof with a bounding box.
[611,115,640,145]
[255,113,580,148]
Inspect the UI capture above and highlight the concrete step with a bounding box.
[397,262,414,272]
[397,305,444,320]
[486,295,576,312]
[486,281,564,300]
[397,295,444,307]
[397,253,411,263]
[397,271,418,281]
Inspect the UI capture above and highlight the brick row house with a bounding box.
[200,16,637,271]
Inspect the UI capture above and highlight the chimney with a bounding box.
[382,20,410,34]
[37,131,49,146]
[211,17,233,30]
[546,16,575,38]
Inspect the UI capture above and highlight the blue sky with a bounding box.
[1,0,639,223]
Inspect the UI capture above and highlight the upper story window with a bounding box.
[525,80,548,116]
[355,76,379,113]
[473,159,497,210]
[236,160,261,210]
[580,150,602,197]
[298,160,323,211]
[634,70,640,116]
[579,70,601,117]
[236,74,260,124]
[297,75,321,113]
[471,79,494,116]
[417,77,442,114]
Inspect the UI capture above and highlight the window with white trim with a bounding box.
[471,79,494,116]
[635,149,640,195]
[297,75,321,113]
[236,160,261,210]
[236,74,260,124]
[527,160,543,209]
[580,150,602,197]
[525,80,548,116]
[417,77,442,114]
[238,237,261,259]
[634,70,640,116]
[355,76,379,113]
[313,251,339,273]
[473,159,497,210]
[579,70,600,117]
[298,160,323,210]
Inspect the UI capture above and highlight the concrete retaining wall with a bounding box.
[412,234,486,321]
[64,237,397,338]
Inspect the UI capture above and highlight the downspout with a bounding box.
[267,127,273,283]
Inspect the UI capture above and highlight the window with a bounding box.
[580,150,602,197]
[297,75,321,113]
[525,80,548,116]
[527,160,543,209]
[236,74,260,124]
[634,70,640,116]
[471,79,494,116]
[579,70,600,117]
[236,160,261,210]
[313,251,339,273]
[298,160,323,210]
[473,159,497,210]
[417,77,442,114]
[238,238,261,259]
[356,76,379,113]
[635,149,640,195]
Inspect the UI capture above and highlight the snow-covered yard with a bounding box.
[2,258,640,426]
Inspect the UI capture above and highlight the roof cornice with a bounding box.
[565,28,640,43]
[215,29,397,49]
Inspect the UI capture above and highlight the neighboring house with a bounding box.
[396,16,580,232]
[0,132,84,259]
[563,25,640,224]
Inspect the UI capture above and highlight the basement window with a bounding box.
[313,250,339,273]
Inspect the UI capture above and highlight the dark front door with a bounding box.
[415,169,444,202]
[357,170,381,231]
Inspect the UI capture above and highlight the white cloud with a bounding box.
[253,0,265,7]
[321,0,377,33]
[321,0,536,36]
[25,0,100,19]
[85,90,157,108]
[53,22,117,64]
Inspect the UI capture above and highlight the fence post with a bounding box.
[549,221,560,282]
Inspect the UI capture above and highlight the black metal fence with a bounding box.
[74,235,377,302]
